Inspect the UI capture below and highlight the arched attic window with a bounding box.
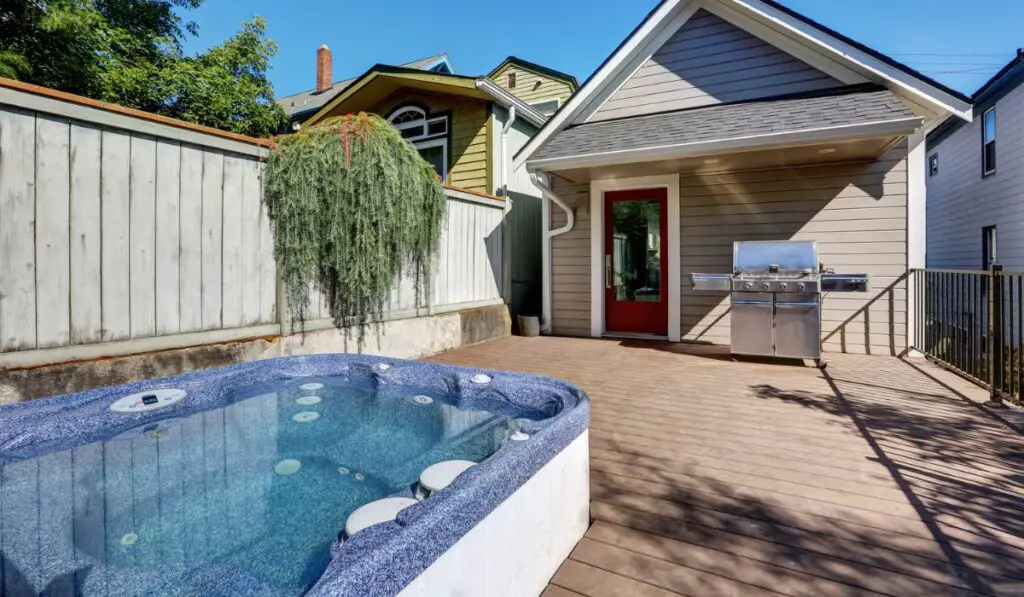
[388,105,449,180]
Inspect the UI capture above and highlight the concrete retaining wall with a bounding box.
[0,304,510,404]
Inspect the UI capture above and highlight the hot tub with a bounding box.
[0,354,590,596]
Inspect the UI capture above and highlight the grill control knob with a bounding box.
[761,282,770,291]
[744,282,753,290]
[779,283,787,290]
[797,283,805,291]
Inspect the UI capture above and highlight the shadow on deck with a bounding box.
[427,336,1024,597]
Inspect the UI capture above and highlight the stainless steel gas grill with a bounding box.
[690,240,870,366]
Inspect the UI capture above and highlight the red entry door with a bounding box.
[604,189,669,335]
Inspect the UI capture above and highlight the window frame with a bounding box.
[982,106,997,177]
[928,153,938,177]
[983,225,998,269]
[507,72,516,89]
[386,104,450,181]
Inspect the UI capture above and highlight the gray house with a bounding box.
[517,0,971,355]
[927,50,1024,270]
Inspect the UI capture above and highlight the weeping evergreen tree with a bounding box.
[263,113,446,341]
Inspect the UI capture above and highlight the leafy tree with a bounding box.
[0,1,287,137]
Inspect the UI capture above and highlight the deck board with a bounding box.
[428,337,1024,597]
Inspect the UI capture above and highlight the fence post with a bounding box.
[988,264,1006,406]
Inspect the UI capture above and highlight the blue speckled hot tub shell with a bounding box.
[0,354,590,597]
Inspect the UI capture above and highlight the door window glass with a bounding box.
[611,200,661,303]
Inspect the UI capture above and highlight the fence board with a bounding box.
[241,159,262,325]
[178,145,204,332]
[129,134,157,338]
[155,139,181,335]
[69,123,103,344]
[201,151,224,330]
[256,163,276,324]
[100,129,131,341]
[0,108,37,350]
[221,156,245,328]
[1,91,505,362]
[34,114,71,348]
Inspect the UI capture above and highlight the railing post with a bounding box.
[988,264,1006,407]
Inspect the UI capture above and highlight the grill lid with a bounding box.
[733,241,818,275]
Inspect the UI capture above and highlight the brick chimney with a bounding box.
[316,44,332,93]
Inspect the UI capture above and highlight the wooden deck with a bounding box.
[427,336,1024,597]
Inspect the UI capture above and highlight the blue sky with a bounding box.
[181,0,1023,98]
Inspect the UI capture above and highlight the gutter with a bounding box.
[530,172,575,334]
[499,106,516,303]
[476,79,546,127]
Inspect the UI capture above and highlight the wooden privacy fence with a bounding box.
[0,80,505,369]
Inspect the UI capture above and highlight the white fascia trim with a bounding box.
[589,174,681,342]
[528,116,923,171]
[728,0,972,121]
[512,0,692,172]
[476,79,547,127]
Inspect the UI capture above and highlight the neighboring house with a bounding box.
[489,56,579,116]
[515,0,971,355]
[277,47,579,321]
[926,50,1024,270]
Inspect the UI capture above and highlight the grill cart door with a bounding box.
[774,293,821,359]
[731,292,774,357]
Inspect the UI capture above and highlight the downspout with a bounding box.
[500,106,516,196]
[499,106,516,305]
[530,172,575,333]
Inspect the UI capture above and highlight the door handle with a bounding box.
[605,255,612,290]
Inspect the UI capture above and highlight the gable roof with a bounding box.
[514,0,973,171]
[531,86,920,169]
[278,53,452,118]
[928,50,1024,148]
[488,56,580,89]
[301,65,547,128]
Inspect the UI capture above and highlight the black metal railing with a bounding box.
[912,265,1023,405]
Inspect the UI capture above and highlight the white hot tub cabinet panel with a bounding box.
[397,429,590,597]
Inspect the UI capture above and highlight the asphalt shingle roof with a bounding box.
[531,87,917,163]
[278,53,448,117]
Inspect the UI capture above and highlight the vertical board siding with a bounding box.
[129,134,157,338]
[178,145,205,333]
[200,151,224,331]
[155,140,181,335]
[1,97,505,359]
[69,124,103,345]
[591,9,841,122]
[34,114,71,348]
[0,108,38,351]
[927,82,1024,270]
[100,129,132,342]
[221,156,245,329]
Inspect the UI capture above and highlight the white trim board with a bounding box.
[513,0,970,172]
[589,174,681,342]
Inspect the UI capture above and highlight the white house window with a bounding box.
[388,105,449,180]
[982,107,996,176]
[928,154,938,177]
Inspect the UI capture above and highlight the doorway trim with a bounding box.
[590,174,680,341]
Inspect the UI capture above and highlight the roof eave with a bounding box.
[476,79,547,126]
[527,116,923,172]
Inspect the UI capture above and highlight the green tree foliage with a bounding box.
[0,1,287,137]
[263,114,447,342]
